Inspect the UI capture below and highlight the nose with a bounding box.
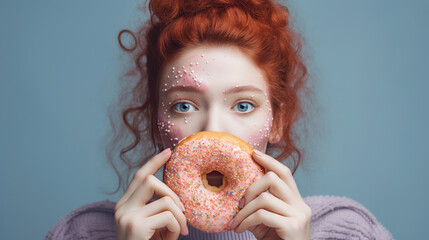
[202,106,226,133]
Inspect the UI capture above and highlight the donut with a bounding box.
[163,131,265,233]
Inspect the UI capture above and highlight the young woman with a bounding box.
[46,0,393,239]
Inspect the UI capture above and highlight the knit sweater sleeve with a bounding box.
[45,196,393,240]
[304,195,393,239]
[45,200,117,240]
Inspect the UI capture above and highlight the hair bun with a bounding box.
[149,0,288,27]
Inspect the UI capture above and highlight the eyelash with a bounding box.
[171,99,198,113]
[232,100,257,113]
[170,99,258,113]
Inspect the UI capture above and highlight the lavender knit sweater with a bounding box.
[45,195,393,239]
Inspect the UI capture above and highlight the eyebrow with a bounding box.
[165,85,264,95]
[165,85,203,94]
[223,85,264,95]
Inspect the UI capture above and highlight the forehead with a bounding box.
[159,45,269,93]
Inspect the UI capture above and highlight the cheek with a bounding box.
[245,100,274,151]
[157,117,184,149]
[246,117,273,150]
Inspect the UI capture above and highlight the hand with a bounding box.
[228,149,311,240]
[114,148,189,240]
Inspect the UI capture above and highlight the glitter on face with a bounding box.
[157,117,183,147]
[245,92,274,149]
[157,45,276,152]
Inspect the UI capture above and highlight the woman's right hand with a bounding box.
[114,148,189,240]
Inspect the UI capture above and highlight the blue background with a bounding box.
[1,0,428,239]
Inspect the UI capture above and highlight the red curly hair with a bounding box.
[106,0,311,194]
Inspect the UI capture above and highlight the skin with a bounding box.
[156,45,274,151]
[114,44,312,240]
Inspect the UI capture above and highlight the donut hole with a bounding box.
[202,170,226,192]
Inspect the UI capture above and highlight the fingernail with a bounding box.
[253,149,263,157]
[227,218,235,228]
[161,148,171,156]
[179,202,186,212]
[239,197,245,208]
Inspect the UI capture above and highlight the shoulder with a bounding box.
[45,200,116,240]
[303,195,393,239]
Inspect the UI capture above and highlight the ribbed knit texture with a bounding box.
[45,196,393,239]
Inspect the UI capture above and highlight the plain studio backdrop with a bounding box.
[1,0,428,239]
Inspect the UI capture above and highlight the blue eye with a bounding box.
[173,102,196,113]
[233,102,254,113]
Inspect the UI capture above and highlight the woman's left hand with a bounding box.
[228,149,312,240]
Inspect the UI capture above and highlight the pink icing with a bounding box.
[163,137,264,233]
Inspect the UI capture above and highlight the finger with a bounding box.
[146,211,181,240]
[118,210,150,240]
[114,215,126,240]
[116,148,171,210]
[234,209,290,236]
[242,171,299,207]
[252,149,301,197]
[142,196,189,236]
[126,175,184,211]
[230,192,300,230]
